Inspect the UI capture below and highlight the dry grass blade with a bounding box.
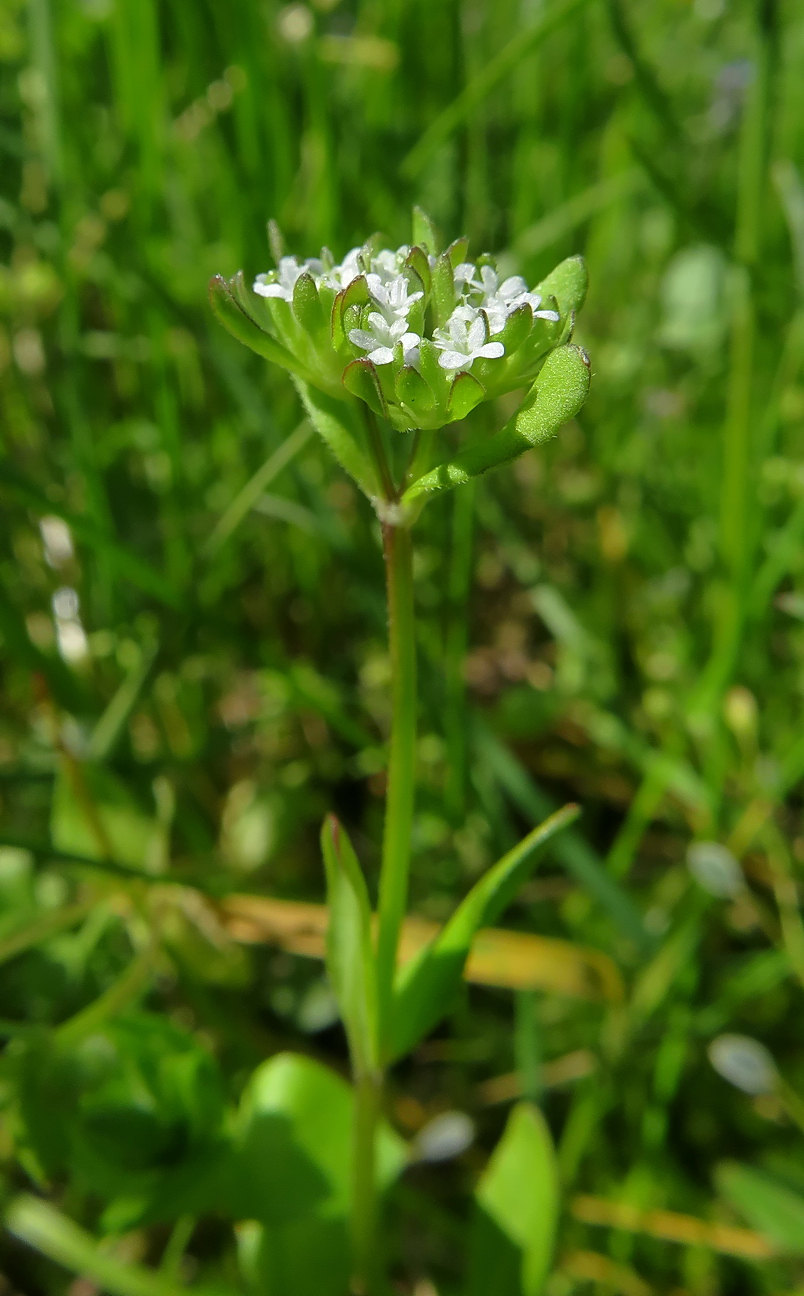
[220,895,623,1001]
[570,1196,775,1260]
[560,1249,653,1296]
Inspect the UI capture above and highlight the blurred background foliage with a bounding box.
[3,0,804,1291]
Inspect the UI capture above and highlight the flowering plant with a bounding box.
[209,210,589,1294]
[210,208,590,517]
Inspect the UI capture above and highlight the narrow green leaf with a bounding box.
[430,252,456,327]
[321,815,378,1074]
[715,1161,804,1254]
[5,1196,222,1296]
[387,806,578,1062]
[292,378,383,501]
[208,275,303,373]
[293,272,325,336]
[412,205,439,254]
[466,1103,559,1296]
[475,722,651,950]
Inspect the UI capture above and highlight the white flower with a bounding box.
[254,256,308,301]
[433,306,505,371]
[456,264,561,335]
[370,245,410,284]
[366,273,423,324]
[349,312,421,366]
[321,246,362,290]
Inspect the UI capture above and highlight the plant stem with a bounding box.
[376,521,417,1040]
[350,1068,382,1295]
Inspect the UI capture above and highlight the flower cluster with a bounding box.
[210,214,587,434]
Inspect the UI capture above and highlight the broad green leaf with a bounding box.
[13,1012,228,1226]
[6,1195,227,1296]
[292,377,383,501]
[320,815,378,1074]
[388,805,579,1062]
[228,1052,406,1226]
[237,1216,350,1296]
[716,1161,804,1254]
[51,760,158,871]
[401,345,591,511]
[466,1102,559,1296]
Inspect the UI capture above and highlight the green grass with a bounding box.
[2,0,804,1291]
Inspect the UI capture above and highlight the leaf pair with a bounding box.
[321,805,579,1065]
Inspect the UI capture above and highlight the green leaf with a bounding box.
[292,377,383,501]
[395,363,436,415]
[466,1103,559,1296]
[320,815,378,1075]
[293,272,325,337]
[208,275,302,373]
[447,370,485,421]
[412,205,439,255]
[445,236,470,268]
[405,244,432,295]
[6,1195,227,1296]
[534,254,588,318]
[474,722,651,951]
[715,1161,804,1254]
[401,345,591,510]
[228,1052,406,1225]
[237,1216,351,1296]
[431,252,456,327]
[342,357,389,420]
[387,805,579,1062]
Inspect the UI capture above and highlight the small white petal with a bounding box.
[475,342,505,360]
[467,316,486,350]
[438,350,470,370]
[349,329,378,350]
[499,275,527,299]
[534,309,560,322]
[254,282,286,298]
[368,346,394,365]
[400,331,421,348]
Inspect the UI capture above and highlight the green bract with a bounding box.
[210,210,590,465]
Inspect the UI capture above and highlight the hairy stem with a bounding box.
[376,522,417,1039]
[350,1069,382,1295]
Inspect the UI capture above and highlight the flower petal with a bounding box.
[349,329,379,350]
[534,310,560,322]
[438,351,471,370]
[475,342,505,360]
[467,316,486,350]
[368,346,394,365]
